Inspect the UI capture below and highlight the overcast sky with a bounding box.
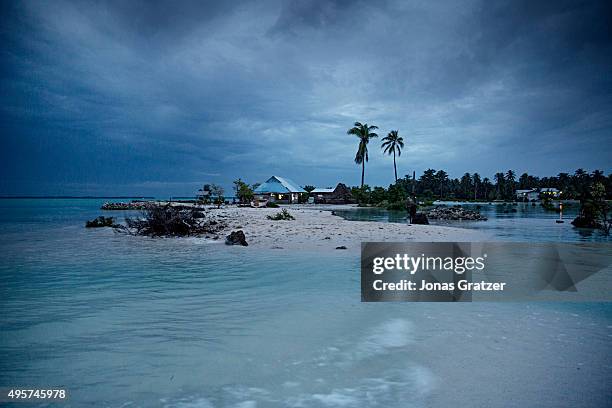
[1,0,611,196]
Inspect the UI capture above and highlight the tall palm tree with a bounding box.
[505,170,516,198]
[381,130,404,182]
[472,173,481,200]
[347,122,378,187]
[435,170,448,199]
[494,172,505,199]
[482,177,491,200]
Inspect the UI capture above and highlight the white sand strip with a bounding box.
[213,205,490,252]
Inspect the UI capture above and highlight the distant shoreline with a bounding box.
[0,196,156,199]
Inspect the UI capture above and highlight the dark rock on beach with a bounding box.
[335,245,347,250]
[411,213,429,225]
[226,230,248,246]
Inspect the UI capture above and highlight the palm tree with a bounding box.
[494,172,505,199]
[592,169,605,183]
[482,177,491,200]
[472,173,481,200]
[505,170,516,198]
[381,130,404,182]
[435,170,448,199]
[347,122,378,187]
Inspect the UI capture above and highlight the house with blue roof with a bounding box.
[254,176,306,204]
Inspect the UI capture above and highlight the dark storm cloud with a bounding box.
[0,0,611,196]
[268,0,359,35]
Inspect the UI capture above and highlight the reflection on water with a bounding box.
[333,202,611,242]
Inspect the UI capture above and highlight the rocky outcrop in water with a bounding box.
[101,201,150,210]
[571,216,602,229]
[225,230,248,246]
[424,206,487,221]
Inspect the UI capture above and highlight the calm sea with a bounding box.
[333,201,612,242]
[0,199,610,407]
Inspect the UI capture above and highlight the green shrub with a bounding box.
[267,209,295,220]
[266,202,280,208]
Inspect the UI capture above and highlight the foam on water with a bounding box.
[160,318,432,408]
[354,318,414,357]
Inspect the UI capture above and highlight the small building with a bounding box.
[540,187,561,198]
[310,187,335,203]
[253,175,306,204]
[311,183,355,204]
[526,190,540,201]
[516,188,560,201]
[515,189,534,201]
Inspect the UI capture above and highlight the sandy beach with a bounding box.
[213,205,489,252]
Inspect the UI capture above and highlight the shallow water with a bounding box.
[333,201,611,242]
[0,199,611,407]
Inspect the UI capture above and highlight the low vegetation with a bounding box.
[233,178,255,204]
[267,209,295,221]
[572,182,610,234]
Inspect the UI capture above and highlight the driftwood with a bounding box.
[122,204,226,237]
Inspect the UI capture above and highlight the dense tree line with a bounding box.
[412,168,611,201]
[350,168,612,207]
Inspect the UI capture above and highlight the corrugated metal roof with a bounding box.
[254,176,306,193]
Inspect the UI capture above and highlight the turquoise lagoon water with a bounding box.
[333,201,612,242]
[0,199,611,407]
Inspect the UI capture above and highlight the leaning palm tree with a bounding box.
[347,122,378,187]
[381,130,404,182]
